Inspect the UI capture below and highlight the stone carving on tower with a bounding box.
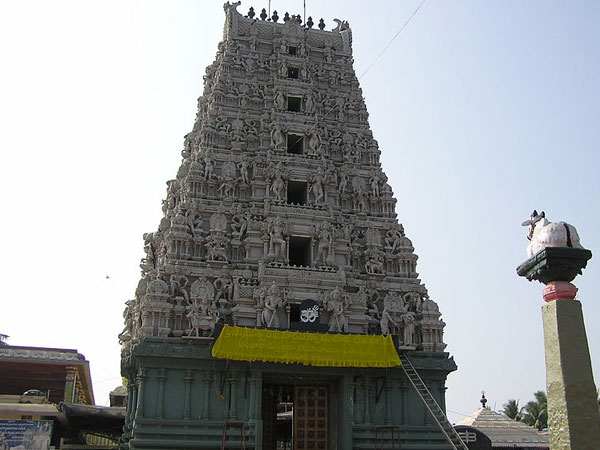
[119,0,447,356]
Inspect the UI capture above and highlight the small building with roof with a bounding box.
[458,396,549,449]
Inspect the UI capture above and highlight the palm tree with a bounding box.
[503,399,522,421]
[522,391,547,431]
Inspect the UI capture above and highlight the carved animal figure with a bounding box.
[521,210,583,258]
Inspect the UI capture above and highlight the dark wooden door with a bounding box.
[294,386,328,450]
[261,385,277,450]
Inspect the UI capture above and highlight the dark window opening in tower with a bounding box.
[287,180,308,205]
[287,96,302,112]
[287,134,304,154]
[288,46,297,56]
[288,67,299,79]
[289,236,312,267]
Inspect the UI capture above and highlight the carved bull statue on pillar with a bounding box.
[521,210,583,259]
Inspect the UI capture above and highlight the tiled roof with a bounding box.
[458,407,549,448]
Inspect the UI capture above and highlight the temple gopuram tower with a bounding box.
[119,3,458,449]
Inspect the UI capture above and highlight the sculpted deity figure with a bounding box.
[205,233,228,261]
[118,299,135,342]
[267,216,287,262]
[379,292,405,335]
[169,271,189,301]
[270,119,285,150]
[364,247,385,274]
[218,176,235,198]
[299,41,306,56]
[369,172,383,197]
[210,205,228,233]
[249,36,257,51]
[366,287,380,320]
[230,204,248,240]
[270,164,286,201]
[403,292,423,313]
[216,112,230,133]
[203,154,214,180]
[186,298,219,337]
[141,232,161,272]
[355,188,368,214]
[401,311,416,346]
[309,167,327,203]
[186,204,203,238]
[278,61,288,77]
[213,269,234,311]
[307,130,321,156]
[315,222,335,266]
[304,90,315,113]
[325,287,348,332]
[163,180,178,214]
[274,89,286,110]
[238,155,251,184]
[338,165,349,194]
[300,64,309,80]
[385,225,407,254]
[380,304,397,336]
[261,281,285,328]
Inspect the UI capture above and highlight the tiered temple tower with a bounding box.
[119,3,457,449]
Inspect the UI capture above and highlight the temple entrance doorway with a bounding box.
[262,384,329,450]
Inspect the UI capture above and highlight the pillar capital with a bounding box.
[516,247,591,287]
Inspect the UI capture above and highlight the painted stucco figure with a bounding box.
[522,210,583,258]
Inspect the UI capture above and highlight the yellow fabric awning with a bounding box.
[211,325,401,368]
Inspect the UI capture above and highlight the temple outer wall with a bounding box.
[120,337,455,449]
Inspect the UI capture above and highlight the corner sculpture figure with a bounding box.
[517,210,599,450]
[521,210,582,258]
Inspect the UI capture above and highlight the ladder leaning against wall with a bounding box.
[399,352,469,450]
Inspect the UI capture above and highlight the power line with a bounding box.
[358,0,427,81]
[312,0,428,131]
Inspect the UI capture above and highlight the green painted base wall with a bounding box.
[120,337,457,449]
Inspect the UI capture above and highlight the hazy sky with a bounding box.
[1,0,598,423]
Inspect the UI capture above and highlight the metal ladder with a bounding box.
[399,352,469,450]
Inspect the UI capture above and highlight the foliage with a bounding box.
[0,334,8,346]
[503,399,522,421]
[521,391,548,431]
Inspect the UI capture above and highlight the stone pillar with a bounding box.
[384,382,393,425]
[125,381,135,429]
[156,368,166,419]
[63,366,78,403]
[201,371,211,420]
[183,370,193,420]
[229,374,238,420]
[248,376,257,420]
[363,378,371,425]
[543,294,600,449]
[135,369,147,419]
[399,384,408,425]
[340,375,354,450]
[517,247,599,449]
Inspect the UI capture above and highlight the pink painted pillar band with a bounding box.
[542,281,578,302]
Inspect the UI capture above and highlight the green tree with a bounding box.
[503,399,522,421]
[0,334,8,346]
[522,391,547,431]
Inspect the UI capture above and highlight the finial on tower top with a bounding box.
[480,392,488,409]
